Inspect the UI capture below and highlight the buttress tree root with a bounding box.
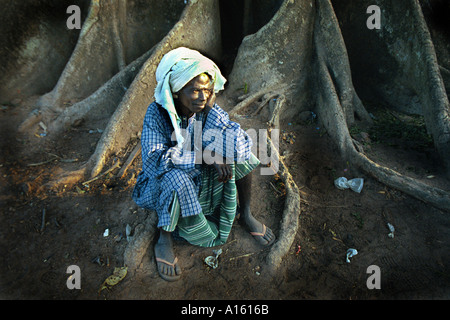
[2,0,449,272]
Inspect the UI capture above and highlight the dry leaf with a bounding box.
[99,267,128,293]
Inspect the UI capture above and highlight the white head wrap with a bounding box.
[154,47,227,146]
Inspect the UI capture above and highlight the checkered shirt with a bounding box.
[132,101,253,227]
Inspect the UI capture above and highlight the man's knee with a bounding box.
[161,169,193,191]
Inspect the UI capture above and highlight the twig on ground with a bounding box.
[27,153,78,167]
[40,209,46,232]
[27,158,58,167]
[82,160,121,186]
[269,182,283,195]
[229,252,258,261]
[117,144,141,178]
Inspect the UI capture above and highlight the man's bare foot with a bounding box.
[154,230,182,281]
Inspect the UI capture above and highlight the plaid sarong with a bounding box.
[162,154,259,247]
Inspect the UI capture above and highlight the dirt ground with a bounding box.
[1,93,450,301]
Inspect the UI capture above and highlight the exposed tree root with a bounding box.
[123,210,158,273]
[264,133,301,271]
[35,0,107,110]
[229,84,293,119]
[353,151,450,212]
[314,0,373,128]
[38,167,87,195]
[110,0,127,71]
[267,94,286,128]
[315,29,450,212]
[405,0,450,178]
[46,46,155,136]
[18,109,43,133]
[440,65,450,95]
[266,163,301,271]
[231,85,301,271]
[333,0,450,178]
[231,0,450,271]
[117,144,141,179]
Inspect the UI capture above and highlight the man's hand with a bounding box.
[204,90,216,115]
[212,162,232,183]
[203,149,232,183]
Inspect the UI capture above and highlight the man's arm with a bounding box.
[202,103,253,163]
[141,104,199,179]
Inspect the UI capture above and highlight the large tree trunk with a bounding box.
[0,0,89,103]
[333,0,450,178]
[2,0,449,271]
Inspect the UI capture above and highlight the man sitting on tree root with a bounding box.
[132,47,275,281]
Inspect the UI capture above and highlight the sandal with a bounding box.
[250,224,276,246]
[155,257,181,282]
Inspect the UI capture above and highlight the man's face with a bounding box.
[177,73,213,117]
